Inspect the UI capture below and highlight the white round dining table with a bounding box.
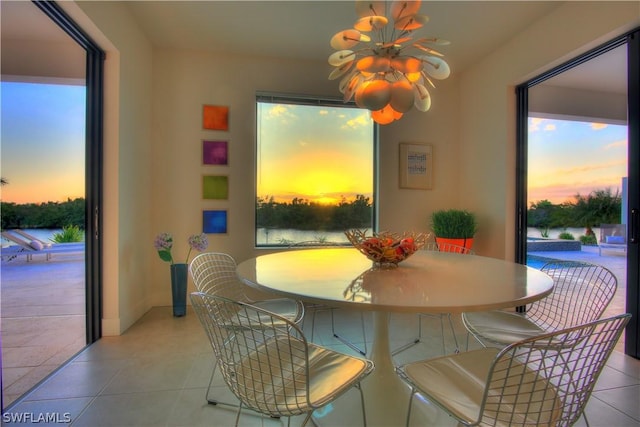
[236,248,554,426]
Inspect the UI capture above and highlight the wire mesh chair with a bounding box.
[190,292,375,427]
[392,241,474,356]
[189,252,305,404]
[397,313,630,427]
[462,260,618,349]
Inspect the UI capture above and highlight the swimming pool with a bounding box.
[526,255,588,269]
[526,254,559,269]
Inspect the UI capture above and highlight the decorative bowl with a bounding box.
[344,229,429,267]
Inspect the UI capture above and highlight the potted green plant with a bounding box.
[430,209,478,250]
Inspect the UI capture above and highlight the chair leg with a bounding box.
[310,308,318,342]
[445,313,460,353]
[391,314,422,356]
[464,329,487,350]
[357,383,368,427]
[405,389,416,427]
[205,359,219,405]
[206,359,240,407]
[331,309,367,356]
[233,402,244,427]
[300,412,313,427]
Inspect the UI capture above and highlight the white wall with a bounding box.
[147,50,464,306]
[459,1,639,260]
[62,1,154,335]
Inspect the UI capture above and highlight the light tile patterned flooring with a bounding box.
[2,247,639,426]
[3,306,640,426]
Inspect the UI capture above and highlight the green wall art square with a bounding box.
[202,175,228,200]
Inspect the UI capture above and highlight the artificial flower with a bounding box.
[154,232,208,264]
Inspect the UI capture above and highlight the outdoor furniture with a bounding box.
[190,291,374,427]
[462,260,618,349]
[1,231,84,262]
[392,241,474,356]
[599,223,627,255]
[397,313,630,427]
[189,252,305,405]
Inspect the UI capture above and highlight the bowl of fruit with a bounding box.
[344,229,429,267]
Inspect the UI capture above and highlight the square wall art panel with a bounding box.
[203,140,228,165]
[203,175,229,200]
[203,105,229,131]
[203,210,227,234]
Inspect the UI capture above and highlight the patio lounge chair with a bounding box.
[598,223,627,255]
[1,231,84,261]
[10,229,53,248]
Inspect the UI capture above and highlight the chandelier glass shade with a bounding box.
[328,0,450,124]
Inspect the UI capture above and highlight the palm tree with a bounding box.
[571,188,622,236]
[1,177,8,185]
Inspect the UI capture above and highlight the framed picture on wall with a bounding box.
[203,105,229,131]
[399,143,433,190]
[202,175,229,200]
[203,209,228,234]
[203,140,228,165]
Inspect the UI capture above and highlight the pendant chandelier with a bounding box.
[328,1,450,125]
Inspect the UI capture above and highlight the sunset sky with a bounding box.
[528,117,628,205]
[1,82,628,207]
[257,102,374,205]
[1,81,85,204]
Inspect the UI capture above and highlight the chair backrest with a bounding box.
[530,260,617,331]
[189,252,247,302]
[423,241,475,254]
[189,291,312,417]
[480,313,630,427]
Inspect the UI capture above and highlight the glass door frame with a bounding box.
[34,0,104,344]
[515,29,640,359]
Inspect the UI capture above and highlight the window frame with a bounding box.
[255,92,379,248]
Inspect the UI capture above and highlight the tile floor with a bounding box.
[1,246,639,426]
[2,302,640,426]
[1,253,86,408]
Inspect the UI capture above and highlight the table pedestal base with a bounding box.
[313,311,454,427]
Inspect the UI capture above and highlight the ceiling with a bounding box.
[1,1,627,94]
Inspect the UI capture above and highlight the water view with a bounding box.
[257,228,369,246]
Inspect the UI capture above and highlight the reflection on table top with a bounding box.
[236,248,554,313]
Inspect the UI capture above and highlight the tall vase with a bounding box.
[170,263,188,317]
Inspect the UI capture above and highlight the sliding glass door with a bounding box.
[516,29,640,359]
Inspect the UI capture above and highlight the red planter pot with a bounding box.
[435,237,474,251]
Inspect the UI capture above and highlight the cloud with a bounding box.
[604,139,627,150]
[529,118,543,132]
[266,104,297,123]
[342,112,371,130]
[529,118,556,132]
[591,123,608,130]
[559,160,626,175]
[529,182,622,204]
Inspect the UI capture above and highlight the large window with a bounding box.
[256,94,376,247]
